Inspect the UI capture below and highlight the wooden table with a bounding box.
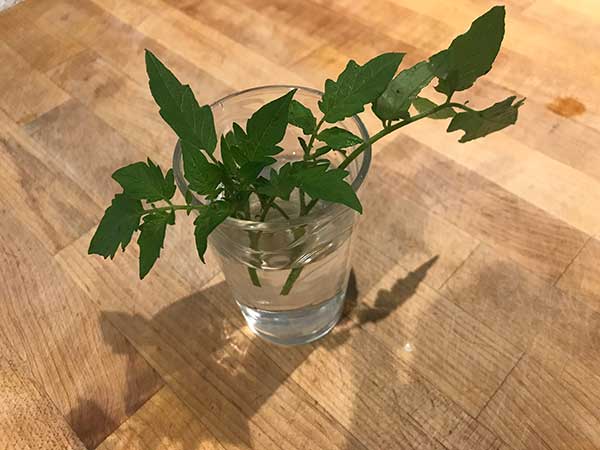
[1,0,600,448]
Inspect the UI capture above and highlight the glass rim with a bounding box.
[173,84,372,230]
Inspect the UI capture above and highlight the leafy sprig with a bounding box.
[89,5,523,293]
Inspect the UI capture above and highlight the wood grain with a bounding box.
[358,157,480,289]
[0,15,83,73]
[23,98,145,206]
[46,51,175,165]
[0,41,68,124]
[479,355,600,450]
[202,268,512,450]
[57,236,367,450]
[0,211,163,447]
[0,109,100,253]
[0,359,87,450]
[374,136,589,282]
[470,80,600,185]
[441,244,600,376]
[2,0,600,448]
[349,243,520,416]
[557,237,600,309]
[97,387,226,450]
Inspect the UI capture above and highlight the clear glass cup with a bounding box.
[173,85,371,345]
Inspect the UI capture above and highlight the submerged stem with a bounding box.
[247,266,261,287]
[280,267,303,295]
[277,118,325,294]
[271,202,290,220]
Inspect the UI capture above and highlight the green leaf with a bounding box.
[256,163,297,201]
[181,141,223,195]
[184,189,195,215]
[245,89,296,159]
[145,50,216,153]
[88,194,144,258]
[298,137,309,156]
[288,100,317,134]
[317,127,362,149]
[312,145,333,158]
[231,123,251,165]
[238,157,276,184]
[413,97,456,119]
[137,210,174,279]
[185,189,194,205]
[204,188,224,202]
[187,103,218,154]
[429,6,505,96]
[447,96,524,143]
[373,60,434,121]
[164,169,176,198]
[220,135,237,174]
[224,129,237,147]
[112,159,176,202]
[319,53,404,123]
[193,201,233,263]
[296,165,362,213]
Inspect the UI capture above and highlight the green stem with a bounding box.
[241,194,261,287]
[280,266,303,295]
[279,118,325,295]
[299,188,307,215]
[307,117,326,154]
[248,267,261,286]
[304,197,319,213]
[246,195,290,288]
[271,201,290,220]
[142,200,206,215]
[207,152,219,165]
[143,204,201,214]
[338,102,466,171]
[260,198,275,221]
[247,229,262,287]
[301,101,466,218]
[278,103,465,294]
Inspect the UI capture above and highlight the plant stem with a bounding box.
[304,197,319,213]
[278,118,325,295]
[259,199,290,221]
[143,204,200,214]
[248,267,261,286]
[260,198,275,221]
[307,117,326,153]
[247,266,261,286]
[280,266,303,295]
[278,102,464,295]
[338,102,465,171]
[271,202,290,220]
[245,195,291,288]
[299,188,307,214]
[207,152,219,165]
[247,229,262,287]
[302,101,465,217]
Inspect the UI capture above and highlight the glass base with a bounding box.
[237,290,345,346]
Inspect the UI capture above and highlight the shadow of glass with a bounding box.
[337,256,440,449]
[331,256,439,345]
[66,399,119,449]
[95,255,438,450]
[357,255,439,326]
[98,281,328,449]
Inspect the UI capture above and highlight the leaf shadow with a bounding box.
[330,255,439,348]
[338,256,440,450]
